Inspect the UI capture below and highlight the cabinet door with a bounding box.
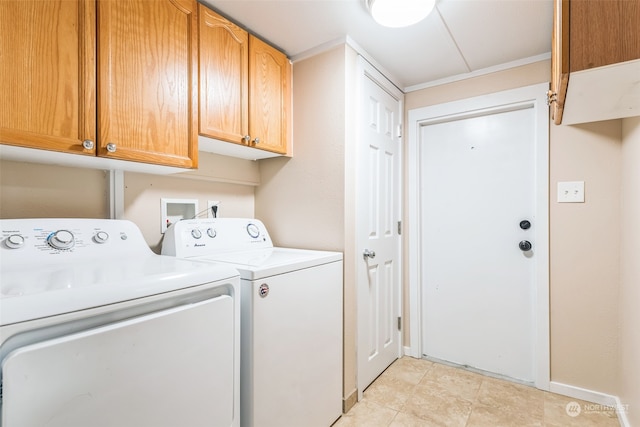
[98,0,198,168]
[249,36,291,155]
[0,0,96,155]
[569,0,640,72]
[550,0,569,125]
[198,5,249,145]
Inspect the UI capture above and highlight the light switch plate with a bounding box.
[557,181,585,203]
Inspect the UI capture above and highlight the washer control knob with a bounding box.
[246,223,260,238]
[191,229,202,239]
[48,230,75,250]
[5,234,25,249]
[207,228,216,238]
[94,231,109,244]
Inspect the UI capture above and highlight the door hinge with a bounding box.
[397,221,402,235]
[397,124,402,139]
[546,90,557,106]
[397,316,402,331]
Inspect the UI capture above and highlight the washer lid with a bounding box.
[0,255,239,326]
[195,247,343,280]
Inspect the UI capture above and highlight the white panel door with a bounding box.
[420,107,536,382]
[2,295,235,427]
[356,58,402,397]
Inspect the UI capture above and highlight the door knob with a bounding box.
[519,220,531,230]
[519,240,532,251]
[363,249,376,259]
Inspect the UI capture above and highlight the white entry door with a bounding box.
[421,107,536,381]
[407,84,550,388]
[356,57,403,397]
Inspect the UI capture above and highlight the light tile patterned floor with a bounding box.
[334,357,620,427]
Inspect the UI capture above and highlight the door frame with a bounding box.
[355,56,404,399]
[406,83,550,390]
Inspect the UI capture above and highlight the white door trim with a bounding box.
[406,83,550,390]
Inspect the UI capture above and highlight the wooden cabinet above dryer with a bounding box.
[549,0,640,125]
[198,5,292,159]
[0,0,198,170]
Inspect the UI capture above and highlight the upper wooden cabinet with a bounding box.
[549,0,640,125]
[0,0,198,169]
[198,5,249,145]
[98,0,198,168]
[248,36,292,155]
[0,0,96,155]
[198,5,291,156]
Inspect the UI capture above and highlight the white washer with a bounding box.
[0,218,240,427]
[162,218,343,427]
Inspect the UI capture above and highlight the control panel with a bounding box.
[0,219,151,267]
[161,218,273,258]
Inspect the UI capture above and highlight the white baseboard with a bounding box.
[614,395,631,427]
[342,388,358,414]
[549,381,629,427]
[402,346,412,357]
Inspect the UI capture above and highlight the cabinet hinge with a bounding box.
[397,316,402,331]
[397,221,402,235]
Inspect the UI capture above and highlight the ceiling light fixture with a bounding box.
[366,0,436,28]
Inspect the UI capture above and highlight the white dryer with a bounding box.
[162,218,343,427]
[0,218,240,427]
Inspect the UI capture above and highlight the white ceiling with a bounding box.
[201,0,553,91]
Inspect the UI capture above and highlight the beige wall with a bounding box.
[0,160,110,219]
[255,45,361,408]
[549,120,621,394]
[405,61,551,110]
[0,153,258,252]
[619,116,640,425]
[405,60,627,397]
[256,45,346,251]
[125,152,258,251]
[124,172,255,253]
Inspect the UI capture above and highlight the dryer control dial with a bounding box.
[207,228,217,238]
[191,229,202,239]
[94,231,109,244]
[5,234,25,249]
[47,230,75,250]
[246,223,260,239]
